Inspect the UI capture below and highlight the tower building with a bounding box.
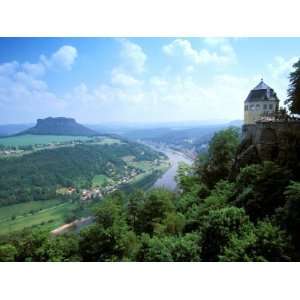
[244,79,279,124]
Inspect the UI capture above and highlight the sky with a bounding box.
[0,37,299,124]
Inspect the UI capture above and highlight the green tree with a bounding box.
[43,234,81,262]
[220,221,292,262]
[0,244,18,262]
[234,162,290,220]
[12,229,49,262]
[126,190,144,231]
[136,189,175,234]
[277,181,300,254]
[136,233,201,262]
[79,196,130,261]
[200,207,250,261]
[157,212,186,235]
[176,162,198,193]
[286,58,300,114]
[197,127,240,188]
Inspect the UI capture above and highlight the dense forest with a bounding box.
[1,126,300,261]
[0,141,163,206]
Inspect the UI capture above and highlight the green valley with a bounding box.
[0,133,169,235]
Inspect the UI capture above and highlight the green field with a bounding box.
[128,160,170,184]
[0,135,124,148]
[129,160,170,172]
[92,174,112,187]
[0,199,62,221]
[95,137,122,145]
[0,200,78,235]
[0,134,92,147]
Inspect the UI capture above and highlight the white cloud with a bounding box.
[41,45,78,71]
[65,71,259,123]
[265,56,299,105]
[0,61,19,76]
[162,38,236,66]
[111,68,142,87]
[22,62,45,77]
[118,39,147,74]
[203,37,228,47]
[0,45,79,123]
[185,65,195,73]
[268,56,298,79]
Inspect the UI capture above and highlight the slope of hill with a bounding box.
[0,138,168,207]
[20,117,98,136]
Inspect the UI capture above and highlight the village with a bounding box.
[59,166,144,202]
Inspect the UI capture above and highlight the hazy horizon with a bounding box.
[0,117,240,126]
[0,37,298,124]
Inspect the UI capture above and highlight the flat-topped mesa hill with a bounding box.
[20,117,98,136]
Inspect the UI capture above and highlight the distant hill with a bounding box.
[120,121,242,153]
[20,117,98,136]
[0,124,33,136]
[228,120,243,127]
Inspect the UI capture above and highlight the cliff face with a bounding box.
[232,121,300,177]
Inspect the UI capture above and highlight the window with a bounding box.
[250,105,255,111]
[263,104,267,110]
[256,104,260,110]
[245,105,248,111]
[269,104,273,110]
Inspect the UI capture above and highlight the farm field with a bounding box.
[0,134,92,147]
[0,199,63,222]
[0,200,78,236]
[95,137,122,145]
[92,174,112,187]
[0,134,124,148]
[129,160,169,172]
[128,160,170,184]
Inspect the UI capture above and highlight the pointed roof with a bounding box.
[253,79,272,91]
[245,79,279,102]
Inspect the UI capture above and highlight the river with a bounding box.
[151,146,193,190]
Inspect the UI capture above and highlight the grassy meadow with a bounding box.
[0,200,78,235]
[92,174,112,187]
[0,134,92,147]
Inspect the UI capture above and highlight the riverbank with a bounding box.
[152,147,193,190]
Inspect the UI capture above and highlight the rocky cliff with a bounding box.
[231,121,300,177]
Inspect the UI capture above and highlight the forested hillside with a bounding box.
[0,141,165,206]
[1,126,300,261]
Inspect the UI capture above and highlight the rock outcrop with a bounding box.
[231,121,300,177]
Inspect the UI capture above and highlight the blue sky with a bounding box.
[0,37,299,124]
